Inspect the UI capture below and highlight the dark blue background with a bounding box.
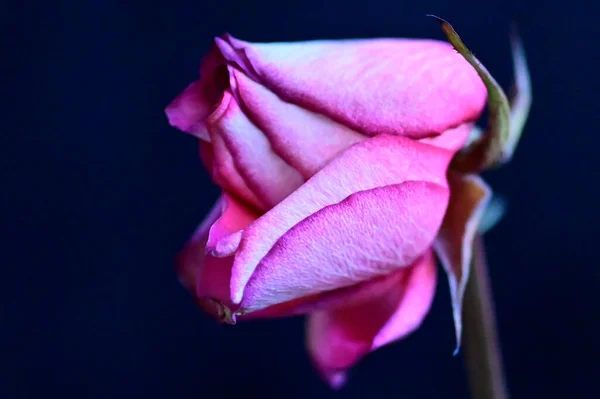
[3,0,599,397]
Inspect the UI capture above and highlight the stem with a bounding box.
[463,235,509,399]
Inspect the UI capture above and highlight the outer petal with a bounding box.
[433,172,492,350]
[165,46,230,140]
[217,34,487,138]
[240,251,418,320]
[177,195,259,323]
[165,81,212,141]
[230,134,454,308]
[306,251,437,388]
[238,181,446,313]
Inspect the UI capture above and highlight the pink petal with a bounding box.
[231,68,366,178]
[433,172,492,349]
[165,46,232,140]
[239,181,447,313]
[165,81,212,141]
[224,229,436,321]
[240,254,416,320]
[306,251,437,388]
[207,101,266,211]
[206,193,260,256]
[419,122,474,152]
[176,195,259,323]
[208,88,305,209]
[217,34,487,139]
[229,134,451,307]
[230,134,453,309]
[176,198,224,292]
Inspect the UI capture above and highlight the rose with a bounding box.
[166,33,491,387]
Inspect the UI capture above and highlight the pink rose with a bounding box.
[166,34,492,387]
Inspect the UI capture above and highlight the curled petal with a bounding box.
[165,81,212,141]
[240,258,415,320]
[208,89,304,209]
[306,251,437,388]
[419,122,473,152]
[230,134,453,308]
[231,69,366,177]
[206,193,260,256]
[177,195,259,323]
[433,172,492,351]
[207,107,265,210]
[239,181,447,313]
[214,34,487,138]
[165,46,231,140]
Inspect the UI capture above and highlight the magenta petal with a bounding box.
[209,131,264,211]
[177,198,224,292]
[207,98,265,211]
[165,45,233,140]
[306,251,437,388]
[217,34,486,138]
[209,231,243,258]
[433,172,492,349]
[165,81,212,141]
[419,122,473,152]
[231,69,366,178]
[206,193,259,256]
[176,200,235,314]
[208,89,304,208]
[230,134,452,307]
[239,255,412,320]
[177,195,260,323]
[239,181,448,312]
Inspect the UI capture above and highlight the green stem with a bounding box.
[463,235,509,399]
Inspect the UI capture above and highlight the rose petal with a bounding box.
[231,68,366,177]
[206,193,260,256]
[177,195,259,323]
[165,81,212,141]
[217,34,487,139]
[207,97,266,210]
[306,251,437,388]
[165,45,233,140]
[177,198,224,292]
[433,172,492,350]
[230,134,453,308]
[239,181,447,313]
[208,88,305,209]
[419,122,474,152]
[177,211,234,315]
[240,255,416,320]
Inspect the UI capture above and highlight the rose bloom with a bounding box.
[166,34,491,388]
